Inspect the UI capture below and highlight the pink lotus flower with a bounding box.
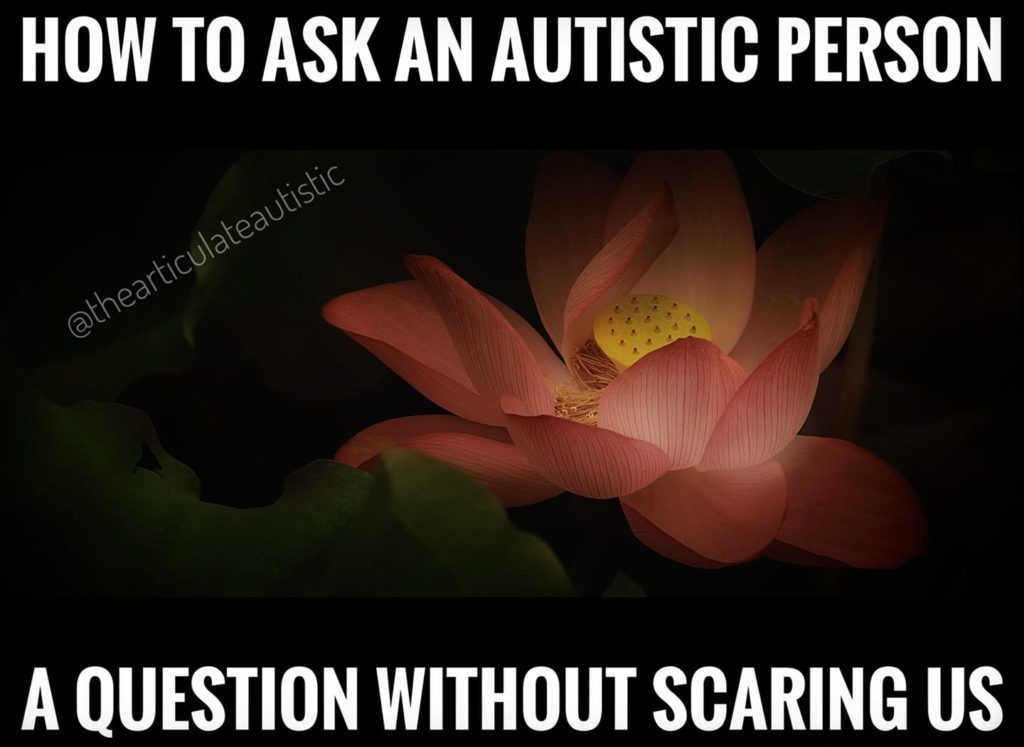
[324,152,926,569]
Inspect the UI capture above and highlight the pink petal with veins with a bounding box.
[772,436,927,568]
[526,153,620,351]
[700,300,820,470]
[731,198,885,372]
[600,337,745,470]
[560,184,678,358]
[621,462,788,565]
[336,415,562,507]
[406,255,554,417]
[323,281,503,425]
[606,151,756,354]
[501,396,671,499]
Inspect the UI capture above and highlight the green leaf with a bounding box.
[4,343,571,596]
[4,337,372,594]
[320,450,575,596]
[601,573,646,597]
[754,150,950,199]
[28,317,193,405]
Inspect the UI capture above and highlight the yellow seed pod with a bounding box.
[592,293,712,369]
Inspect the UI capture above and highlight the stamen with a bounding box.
[556,340,620,425]
[553,386,601,426]
[567,340,619,391]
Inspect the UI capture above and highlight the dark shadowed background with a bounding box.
[5,149,1019,596]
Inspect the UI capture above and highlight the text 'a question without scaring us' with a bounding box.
[21,665,1003,736]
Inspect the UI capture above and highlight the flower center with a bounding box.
[554,293,712,426]
[592,293,712,369]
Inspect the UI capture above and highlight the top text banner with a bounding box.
[5,2,1018,150]
[20,15,1003,84]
